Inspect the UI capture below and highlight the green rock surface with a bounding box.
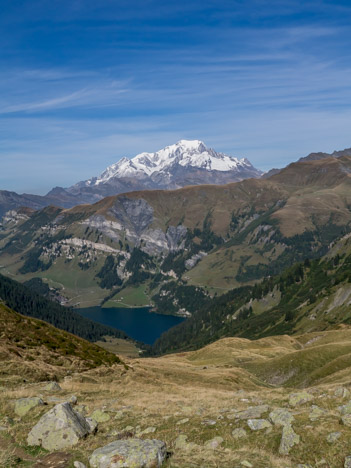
[14,397,44,417]
[89,438,167,468]
[27,402,95,450]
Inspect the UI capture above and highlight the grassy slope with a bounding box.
[2,329,351,467]
[0,302,123,385]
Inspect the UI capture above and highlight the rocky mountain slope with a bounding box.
[151,230,351,354]
[0,140,261,217]
[1,155,351,313]
[60,139,262,205]
[2,320,351,467]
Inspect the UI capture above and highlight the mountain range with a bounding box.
[0,140,262,217]
[1,152,351,316]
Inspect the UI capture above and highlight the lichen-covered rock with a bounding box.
[309,405,327,421]
[44,381,62,392]
[339,401,351,415]
[279,424,300,455]
[230,405,269,420]
[327,432,341,444]
[90,410,111,423]
[232,428,247,439]
[345,456,351,468]
[289,391,313,407]
[74,462,87,468]
[176,418,189,425]
[14,397,44,417]
[204,437,223,450]
[138,427,156,436]
[341,414,351,427]
[247,419,272,431]
[335,387,350,399]
[174,435,197,451]
[89,438,167,468]
[269,408,294,427]
[27,402,95,450]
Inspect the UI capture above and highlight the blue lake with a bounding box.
[77,306,185,345]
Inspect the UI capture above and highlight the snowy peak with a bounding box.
[93,140,259,186]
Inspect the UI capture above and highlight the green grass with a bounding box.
[103,284,151,308]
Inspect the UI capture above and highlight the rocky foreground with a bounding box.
[2,331,351,467]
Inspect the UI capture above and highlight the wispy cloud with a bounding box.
[1,0,351,192]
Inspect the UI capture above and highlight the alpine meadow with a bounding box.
[2,2,351,468]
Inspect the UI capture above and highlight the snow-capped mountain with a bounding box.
[91,140,256,184]
[46,140,262,205]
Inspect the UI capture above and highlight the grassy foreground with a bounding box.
[2,327,351,466]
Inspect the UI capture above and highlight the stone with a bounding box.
[269,408,294,426]
[27,402,96,450]
[279,424,300,455]
[289,391,313,407]
[327,431,341,444]
[241,462,253,468]
[70,395,78,405]
[335,387,350,399]
[74,462,87,468]
[247,419,272,431]
[138,427,156,436]
[44,381,62,392]
[90,410,111,423]
[345,456,351,468]
[341,414,351,427]
[14,397,44,417]
[33,452,72,467]
[201,419,216,426]
[309,405,327,421]
[232,428,247,439]
[339,401,351,415]
[174,435,197,451]
[176,418,189,425]
[0,426,7,431]
[231,405,269,420]
[89,438,167,468]
[204,436,223,450]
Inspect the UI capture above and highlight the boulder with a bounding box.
[204,437,223,450]
[279,424,300,455]
[74,462,87,468]
[90,410,111,423]
[334,387,350,399]
[341,414,351,427]
[309,405,327,421]
[89,438,167,468]
[174,435,197,451]
[339,401,351,415]
[269,408,294,427]
[27,402,96,450]
[14,397,44,417]
[230,405,269,420]
[44,382,62,392]
[327,432,341,444]
[247,419,272,431]
[232,428,247,439]
[289,391,313,407]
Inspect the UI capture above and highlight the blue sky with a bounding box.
[1,0,351,194]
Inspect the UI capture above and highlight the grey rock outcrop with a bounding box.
[279,424,300,455]
[14,397,44,417]
[269,408,294,426]
[89,438,167,468]
[27,402,96,450]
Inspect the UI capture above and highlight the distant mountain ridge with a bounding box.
[57,139,262,204]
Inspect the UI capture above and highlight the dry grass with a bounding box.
[2,330,351,466]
